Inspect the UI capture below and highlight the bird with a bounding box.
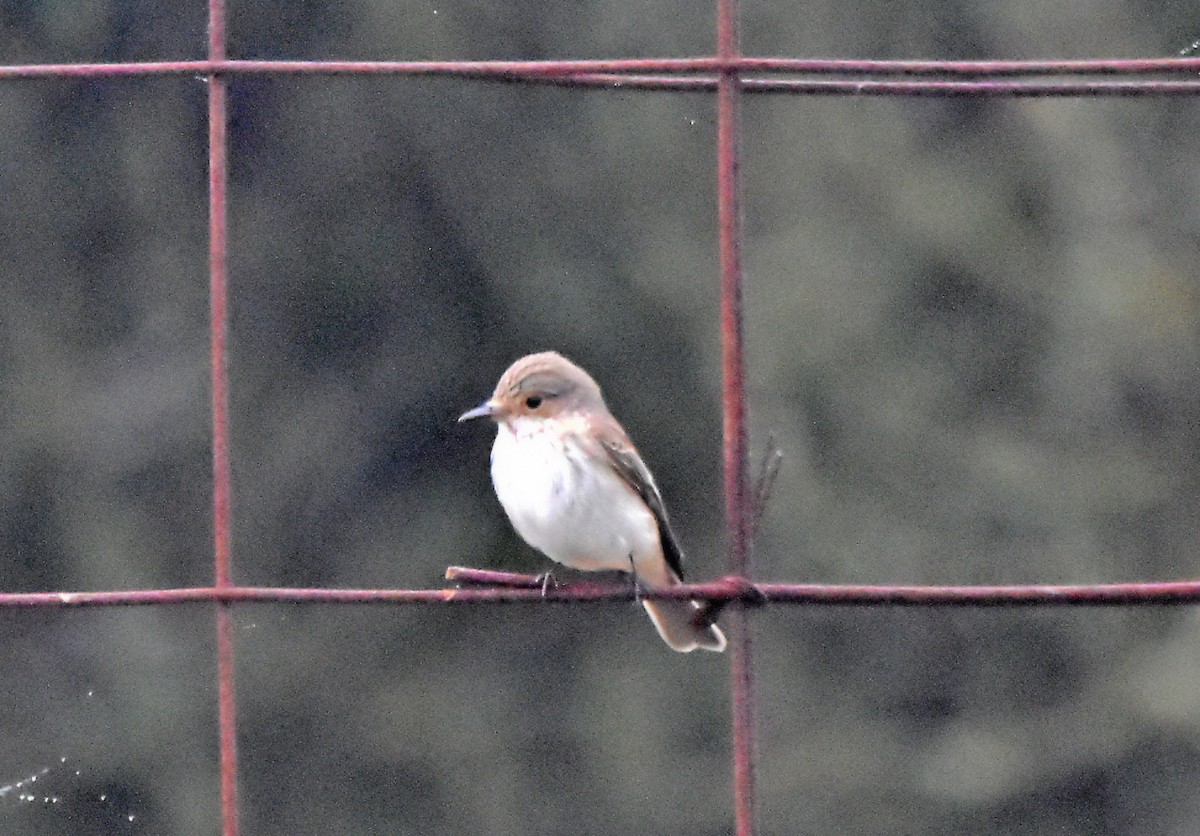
[458,351,726,652]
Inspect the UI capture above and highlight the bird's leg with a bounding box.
[534,571,557,598]
[627,554,643,603]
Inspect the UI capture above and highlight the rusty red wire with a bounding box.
[207,2,238,833]
[714,5,757,834]
[2,0,1198,832]
[6,575,1200,610]
[2,55,1200,79]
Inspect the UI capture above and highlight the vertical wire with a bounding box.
[208,1,240,833]
[716,2,757,834]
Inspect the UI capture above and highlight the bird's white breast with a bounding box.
[490,417,660,574]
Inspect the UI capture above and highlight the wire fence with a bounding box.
[3,1,1200,833]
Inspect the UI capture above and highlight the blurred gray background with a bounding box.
[1,1,1199,833]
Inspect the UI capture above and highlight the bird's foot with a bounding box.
[534,571,558,598]
[627,555,644,603]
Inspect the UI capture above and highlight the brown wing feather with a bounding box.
[599,438,686,581]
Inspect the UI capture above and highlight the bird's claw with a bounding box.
[627,554,644,603]
[535,571,558,597]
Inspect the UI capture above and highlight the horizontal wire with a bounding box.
[4,575,1200,609]
[1,56,1199,77]
[0,58,1197,97]
[519,75,1200,95]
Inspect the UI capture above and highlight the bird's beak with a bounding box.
[458,400,498,422]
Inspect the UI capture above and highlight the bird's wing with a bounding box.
[599,436,686,581]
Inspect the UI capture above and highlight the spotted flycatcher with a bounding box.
[459,351,726,653]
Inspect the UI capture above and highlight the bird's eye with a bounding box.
[525,395,543,410]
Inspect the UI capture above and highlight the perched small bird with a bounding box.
[459,351,726,653]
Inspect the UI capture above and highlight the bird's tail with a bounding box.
[642,597,727,653]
